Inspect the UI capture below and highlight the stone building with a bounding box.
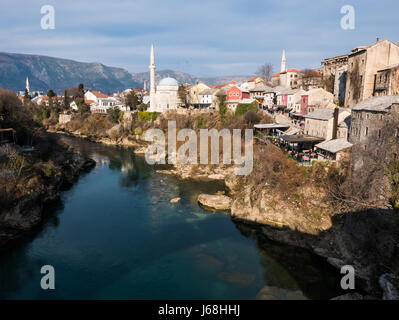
[187,82,210,108]
[271,50,301,88]
[321,54,349,80]
[345,39,399,108]
[277,88,305,111]
[300,88,334,115]
[247,77,266,90]
[333,65,347,106]
[299,70,323,90]
[374,64,399,96]
[304,107,351,140]
[349,95,399,145]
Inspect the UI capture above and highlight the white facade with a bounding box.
[148,45,180,113]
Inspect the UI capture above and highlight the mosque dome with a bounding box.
[158,77,179,87]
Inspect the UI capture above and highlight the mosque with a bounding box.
[148,44,180,112]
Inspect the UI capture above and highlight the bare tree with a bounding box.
[256,63,274,83]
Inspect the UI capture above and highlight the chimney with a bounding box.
[332,107,339,140]
[376,37,381,43]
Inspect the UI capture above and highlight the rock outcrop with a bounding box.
[230,186,332,235]
[0,149,95,250]
[198,194,232,211]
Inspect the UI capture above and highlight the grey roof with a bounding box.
[304,108,335,120]
[199,89,215,95]
[270,86,286,93]
[304,107,350,121]
[277,88,301,96]
[352,95,399,112]
[281,135,324,143]
[254,123,290,129]
[315,138,353,154]
[250,85,272,92]
[285,127,301,135]
[215,88,228,96]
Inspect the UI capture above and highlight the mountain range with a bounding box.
[0,52,253,94]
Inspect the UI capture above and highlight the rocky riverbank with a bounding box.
[0,142,95,250]
[50,123,399,299]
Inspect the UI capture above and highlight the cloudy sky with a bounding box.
[0,0,398,77]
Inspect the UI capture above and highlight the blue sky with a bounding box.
[0,0,398,77]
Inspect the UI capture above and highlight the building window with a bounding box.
[365,127,368,136]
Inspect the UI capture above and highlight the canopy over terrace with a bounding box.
[279,134,324,151]
[254,123,291,140]
[315,138,353,161]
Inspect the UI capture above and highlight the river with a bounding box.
[0,136,344,299]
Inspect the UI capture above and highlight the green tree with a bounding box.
[323,75,335,94]
[47,90,56,98]
[76,99,90,114]
[178,85,188,107]
[235,101,259,117]
[244,110,261,125]
[126,91,140,110]
[107,107,122,123]
[76,83,85,99]
[24,89,31,100]
[63,90,70,109]
[218,95,227,117]
[0,89,22,121]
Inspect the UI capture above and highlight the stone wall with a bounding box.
[59,114,72,124]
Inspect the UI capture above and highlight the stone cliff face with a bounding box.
[230,186,332,235]
[0,150,95,250]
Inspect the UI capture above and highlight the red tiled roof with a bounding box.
[84,100,95,104]
[214,83,227,89]
[272,69,301,77]
[90,91,108,98]
[248,77,259,82]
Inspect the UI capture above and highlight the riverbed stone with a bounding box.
[256,286,307,300]
[170,197,181,204]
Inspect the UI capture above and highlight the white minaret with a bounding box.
[281,49,286,73]
[25,76,30,93]
[143,80,146,92]
[149,44,156,110]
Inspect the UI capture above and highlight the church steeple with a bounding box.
[281,49,286,73]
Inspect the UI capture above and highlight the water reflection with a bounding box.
[0,135,343,299]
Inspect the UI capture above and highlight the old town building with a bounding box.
[304,107,351,140]
[349,95,399,145]
[345,39,399,108]
[374,64,399,96]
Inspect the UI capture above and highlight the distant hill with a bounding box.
[198,75,254,86]
[132,70,254,86]
[0,52,254,94]
[131,69,199,86]
[0,52,141,94]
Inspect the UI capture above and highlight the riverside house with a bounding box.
[304,107,351,141]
